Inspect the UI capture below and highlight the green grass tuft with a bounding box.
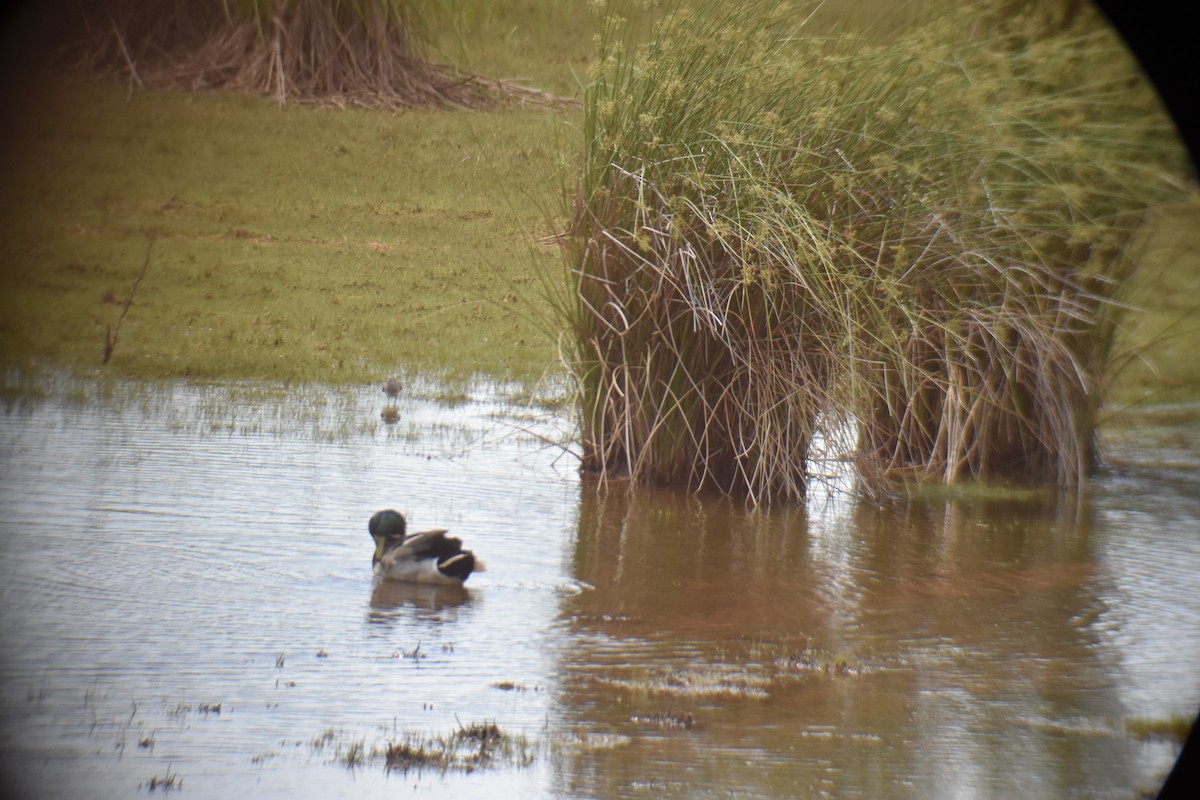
[384,719,535,772]
[560,0,1190,501]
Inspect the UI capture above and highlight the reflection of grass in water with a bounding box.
[598,643,867,701]
[340,738,368,768]
[492,680,542,692]
[1,368,570,445]
[311,728,338,751]
[776,649,867,677]
[892,480,1054,505]
[629,710,697,731]
[1125,715,1193,744]
[143,767,181,793]
[167,701,224,719]
[598,666,771,700]
[746,639,869,678]
[0,381,50,411]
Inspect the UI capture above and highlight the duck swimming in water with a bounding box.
[367,509,482,585]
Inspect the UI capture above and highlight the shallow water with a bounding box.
[1,380,1197,799]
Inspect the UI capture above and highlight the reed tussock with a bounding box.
[562,1,1187,501]
[60,0,556,108]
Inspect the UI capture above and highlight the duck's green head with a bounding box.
[368,509,407,565]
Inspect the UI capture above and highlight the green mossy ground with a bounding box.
[0,77,571,389]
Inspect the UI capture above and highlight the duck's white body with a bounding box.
[374,530,473,585]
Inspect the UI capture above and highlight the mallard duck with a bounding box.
[367,509,482,585]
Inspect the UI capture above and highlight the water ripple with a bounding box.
[1,380,1198,800]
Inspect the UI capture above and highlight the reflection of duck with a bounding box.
[368,580,470,616]
[368,509,483,585]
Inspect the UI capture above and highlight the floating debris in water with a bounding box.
[573,612,637,624]
[630,710,697,731]
[777,649,866,676]
[567,731,632,751]
[388,641,426,661]
[491,681,543,692]
[553,579,595,595]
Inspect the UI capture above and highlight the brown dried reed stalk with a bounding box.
[58,0,570,109]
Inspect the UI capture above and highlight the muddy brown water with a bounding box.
[1,380,1197,799]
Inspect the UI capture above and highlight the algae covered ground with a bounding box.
[0,0,1196,407]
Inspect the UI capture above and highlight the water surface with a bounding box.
[0,380,1196,798]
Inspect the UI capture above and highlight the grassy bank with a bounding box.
[0,77,571,389]
[0,0,1196,416]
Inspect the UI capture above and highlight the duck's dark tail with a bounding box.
[438,552,478,581]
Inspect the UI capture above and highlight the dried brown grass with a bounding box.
[58,0,571,109]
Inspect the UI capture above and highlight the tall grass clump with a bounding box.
[59,0,507,108]
[561,0,1187,501]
